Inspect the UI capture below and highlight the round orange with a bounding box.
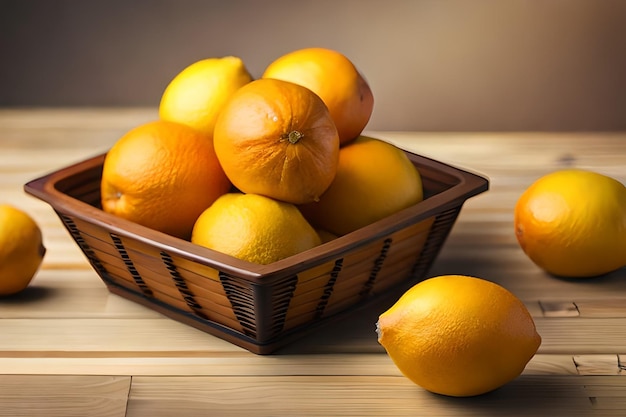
[299,136,423,236]
[213,78,340,205]
[262,47,374,145]
[101,120,231,240]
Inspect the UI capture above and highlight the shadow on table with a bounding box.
[547,266,626,283]
[428,374,594,416]
[0,285,56,303]
[276,284,404,355]
[277,264,626,354]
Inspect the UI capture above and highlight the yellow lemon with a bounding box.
[159,56,253,136]
[191,193,321,265]
[377,275,541,397]
[299,136,423,236]
[514,169,626,277]
[316,229,338,244]
[0,204,46,296]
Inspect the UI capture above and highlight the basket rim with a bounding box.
[24,149,489,282]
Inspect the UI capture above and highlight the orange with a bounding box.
[262,47,374,145]
[101,120,231,240]
[159,56,253,136]
[377,275,541,397]
[299,136,423,236]
[514,169,626,278]
[213,78,340,205]
[191,193,321,265]
[0,205,46,296]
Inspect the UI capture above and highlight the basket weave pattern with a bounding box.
[26,150,488,354]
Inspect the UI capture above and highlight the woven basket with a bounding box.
[25,147,488,354]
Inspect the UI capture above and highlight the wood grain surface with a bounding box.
[1,109,625,416]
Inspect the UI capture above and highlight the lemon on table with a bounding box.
[377,275,541,397]
[0,204,46,296]
[514,169,626,278]
[159,56,253,136]
[191,193,321,265]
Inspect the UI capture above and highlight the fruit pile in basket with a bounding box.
[10,46,626,400]
[100,47,424,265]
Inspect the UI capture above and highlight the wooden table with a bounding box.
[1,109,625,417]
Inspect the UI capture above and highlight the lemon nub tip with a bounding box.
[375,321,381,340]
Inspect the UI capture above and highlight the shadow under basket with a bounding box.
[24,149,488,354]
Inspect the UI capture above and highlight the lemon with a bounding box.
[159,56,253,136]
[377,275,541,397]
[514,169,626,277]
[316,229,338,244]
[191,193,321,265]
[299,136,423,236]
[0,204,46,296]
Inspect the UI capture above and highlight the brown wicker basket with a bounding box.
[24,147,488,354]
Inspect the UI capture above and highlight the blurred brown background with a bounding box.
[1,0,625,131]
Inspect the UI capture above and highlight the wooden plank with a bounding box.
[526,354,578,375]
[540,301,580,317]
[0,354,402,377]
[573,355,621,375]
[0,286,160,319]
[126,374,611,417]
[0,353,575,377]
[0,373,620,417]
[6,313,618,357]
[583,377,626,412]
[282,306,626,355]
[535,317,626,354]
[0,375,130,417]
[575,300,626,318]
[0,270,161,319]
[0,318,245,354]
[538,299,626,318]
